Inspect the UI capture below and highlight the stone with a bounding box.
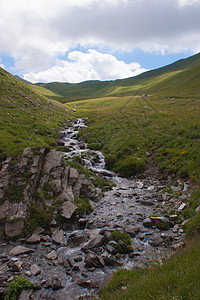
[150,216,171,229]
[30,264,41,276]
[83,234,105,250]
[84,253,103,268]
[140,199,154,206]
[143,218,153,228]
[106,244,117,255]
[61,202,77,219]
[18,290,33,300]
[76,278,92,288]
[172,242,185,250]
[74,256,83,262]
[26,233,41,244]
[118,240,132,253]
[46,250,57,260]
[42,149,62,174]
[52,229,64,244]
[123,225,140,237]
[5,219,25,238]
[67,234,88,248]
[149,236,163,247]
[10,246,34,256]
[51,276,63,290]
[8,259,23,272]
[69,168,79,182]
[178,203,187,211]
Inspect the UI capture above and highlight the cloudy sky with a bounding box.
[0,0,200,83]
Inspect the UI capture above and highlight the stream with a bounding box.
[0,118,188,300]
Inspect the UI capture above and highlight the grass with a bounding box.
[5,276,34,300]
[101,238,200,300]
[67,95,200,180]
[0,67,71,160]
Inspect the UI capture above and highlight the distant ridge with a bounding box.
[35,51,200,101]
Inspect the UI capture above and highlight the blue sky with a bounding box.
[0,0,200,83]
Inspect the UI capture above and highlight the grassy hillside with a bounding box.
[36,52,200,101]
[0,67,70,161]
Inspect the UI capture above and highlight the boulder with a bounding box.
[83,234,105,250]
[30,264,41,275]
[67,234,88,248]
[5,219,25,238]
[149,236,164,247]
[84,253,104,268]
[46,250,57,260]
[10,246,34,256]
[143,218,153,228]
[123,225,140,237]
[52,229,64,244]
[26,233,41,244]
[150,216,171,229]
[51,276,63,290]
[42,149,62,174]
[61,202,77,219]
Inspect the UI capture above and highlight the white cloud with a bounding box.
[0,0,200,77]
[23,49,148,83]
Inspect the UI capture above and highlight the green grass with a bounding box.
[67,95,200,180]
[101,239,200,300]
[0,67,71,160]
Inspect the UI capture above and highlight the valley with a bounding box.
[1,51,200,299]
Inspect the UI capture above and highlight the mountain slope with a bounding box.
[35,52,200,101]
[0,67,70,161]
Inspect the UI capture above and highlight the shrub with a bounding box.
[75,197,93,216]
[111,230,132,246]
[114,156,146,177]
[5,276,34,300]
[105,153,117,169]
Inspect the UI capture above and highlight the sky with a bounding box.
[0,0,200,84]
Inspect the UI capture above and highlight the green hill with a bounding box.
[0,67,70,161]
[36,52,200,101]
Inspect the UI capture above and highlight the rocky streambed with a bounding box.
[0,119,191,299]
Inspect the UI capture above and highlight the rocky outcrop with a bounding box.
[0,147,101,239]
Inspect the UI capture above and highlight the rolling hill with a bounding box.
[35,51,200,101]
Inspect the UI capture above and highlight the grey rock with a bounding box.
[5,218,25,238]
[10,246,34,256]
[143,218,153,228]
[83,234,105,250]
[61,201,77,219]
[149,236,163,247]
[52,230,64,244]
[150,216,171,229]
[30,264,41,275]
[178,203,187,211]
[18,290,33,300]
[123,225,140,237]
[46,250,57,260]
[84,253,103,268]
[51,276,63,290]
[26,233,41,244]
[67,234,88,248]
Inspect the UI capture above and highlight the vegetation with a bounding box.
[1,51,200,299]
[75,197,93,216]
[5,276,34,300]
[0,67,70,161]
[100,239,200,300]
[111,230,132,246]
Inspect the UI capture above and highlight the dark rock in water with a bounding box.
[84,253,104,268]
[150,216,171,229]
[67,234,88,248]
[149,236,164,247]
[123,225,140,237]
[143,218,153,228]
[76,278,92,288]
[118,240,132,253]
[83,234,105,250]
[51,276,63,290]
